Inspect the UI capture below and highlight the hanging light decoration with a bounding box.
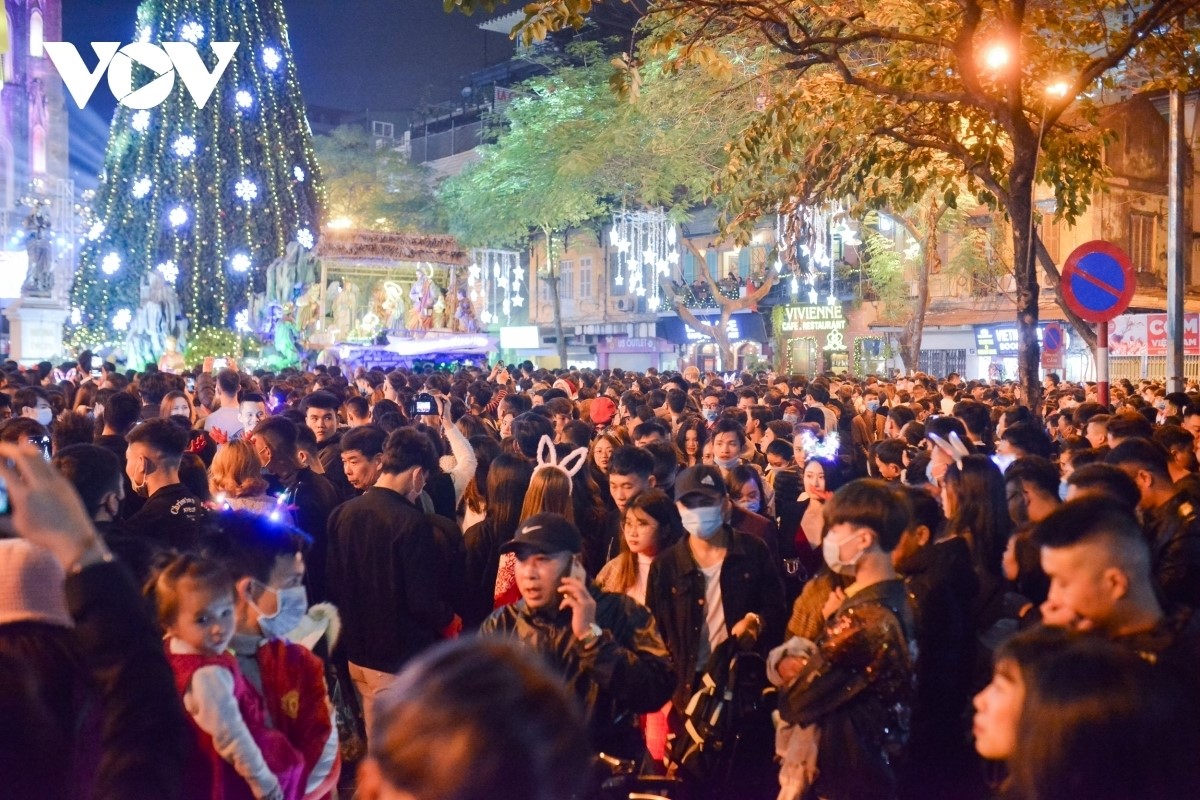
[471,248,523,327]
[609,208,679,312]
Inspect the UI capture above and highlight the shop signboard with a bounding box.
[774,303,849,351]
[975,324,1066,357]
[656,312,767,344]
[1111,312,1200,356]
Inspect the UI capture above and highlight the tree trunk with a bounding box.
[542,226,569,368]
[896,203,944,374]
[1009,153,1042,413]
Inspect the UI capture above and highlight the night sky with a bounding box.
[60,0,516,184]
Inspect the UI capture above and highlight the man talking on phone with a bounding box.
[480,513,674,762]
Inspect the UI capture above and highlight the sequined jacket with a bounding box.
[779,578,916,800]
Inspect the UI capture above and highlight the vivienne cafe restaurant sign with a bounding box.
[776,304,849,350]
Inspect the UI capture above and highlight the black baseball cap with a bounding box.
[499,512,582,557]
[674,465,727,503]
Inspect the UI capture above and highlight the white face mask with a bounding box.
[34,407,52,427]
[823,529,866,576]
[251,584,308,639]
[714,454,741,470]
[679,505,724,540]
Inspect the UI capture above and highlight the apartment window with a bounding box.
[372,121,394,139]
[579,257,593,298]
[1129,212,1156,273]
[1038,213,1060,266]
[559,260,574,300]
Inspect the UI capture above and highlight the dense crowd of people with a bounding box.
[3,353,1200,800]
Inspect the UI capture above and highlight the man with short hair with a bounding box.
[343,396,371,428]
[136,372,169,420]
[805,383,837,433]
[1035,496,1200,685]
[600,446,656,568]
[776,479,916,800]
[95,390,144,518]
[204,368,244,436]
[326,428,459,742]
[1107,439,1200,609]
[710,417,748,475]
[340,424,387,493]
[480,512,674,762]
[122,418,206,550]
[234,391,268,441]
[301,390,354,500]
[632,419,669,447]
[1004,456,1062,527]
[852,388,888,475]
[14,386,53,426]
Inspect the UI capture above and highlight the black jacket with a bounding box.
[781,579,916,800]
[121,483,206,553]
[1144,490,1200,610]
[460,517,518,629]
[646,529,787,710]
[480,585,675,760]
[273,467,340,601]
[67,560,188,800]
[317,431,355,502]
[326,486,456,672]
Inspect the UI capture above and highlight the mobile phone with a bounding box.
[568,557,587,584]
[0,471,8,516]
[186,377,196,392]
[29,435,51,461]
[90,369,101,380]
[213,358,228,371]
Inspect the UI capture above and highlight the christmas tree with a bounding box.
[70,0,324,347]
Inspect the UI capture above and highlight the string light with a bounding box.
[71,0,327,343]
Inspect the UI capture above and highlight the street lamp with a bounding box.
[983,43,1011,71]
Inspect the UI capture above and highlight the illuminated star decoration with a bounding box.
[235,178,258,202]
[101,252,121,275]
[173,135,197,158]
[180,21,205,42]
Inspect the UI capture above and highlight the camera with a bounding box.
[408,392,438,418]
[29,435,51,461]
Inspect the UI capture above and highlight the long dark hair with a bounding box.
[598,490,684,595]
[944,454,1011,579]
[462,436,503,516]
[486,454,534,538]
[674,417,708,467]
[1008,633,1200,800]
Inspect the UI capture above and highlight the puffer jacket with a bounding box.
[480,584,675,760]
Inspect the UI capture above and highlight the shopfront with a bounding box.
[974,321,1090,382]
[1106,312,1200,380]
[656,311,769,373]
[773,303,851,376]
[597,336,676,372]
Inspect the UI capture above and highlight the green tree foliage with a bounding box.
[314,126,444,233]
[72,0,325,339]
[451,0,1200,408]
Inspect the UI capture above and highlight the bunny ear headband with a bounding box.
[533,435,588,495]
[926,431,971,470]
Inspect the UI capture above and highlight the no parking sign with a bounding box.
[1042,322,1065,370]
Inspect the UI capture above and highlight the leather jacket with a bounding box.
[480,584,675,760]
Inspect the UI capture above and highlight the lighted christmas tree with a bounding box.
[70,0,324,347]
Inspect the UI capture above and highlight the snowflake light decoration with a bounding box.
[180,21,204,42]
[293,166,306,182]
[101,252,121,275]
[235,178,258,202]
[235,309,251,333]
[230,253,252,273]
[173,135,197,158]
[798,430,840,461]
[263,47,281,71]
[112,308,132,331]
[169,206,189,227]
[296,228,314,249]
[70,307,82,326]
[235,90,254,109]
[131,177,152,199]
[131,110,151,133]
[156,260,179,284]
[87,221,105,241]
